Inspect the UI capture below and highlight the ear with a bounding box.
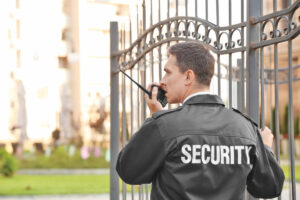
[184,69,195,85]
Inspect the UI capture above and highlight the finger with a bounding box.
[151,86,158,100]
[147,83,153,91]
[144,92,149,101]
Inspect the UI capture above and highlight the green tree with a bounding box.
[0,148,17,177]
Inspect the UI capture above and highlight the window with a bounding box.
[58,56,68,68]
[16,20,20,39]
[16,0,20,9]
[16,50,21,68]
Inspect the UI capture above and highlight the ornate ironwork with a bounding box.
[251,0,300,48]
[113,17,246,71]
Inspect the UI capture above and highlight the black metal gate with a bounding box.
[110,0,300,199]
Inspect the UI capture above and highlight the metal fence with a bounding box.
[110,0,300,199]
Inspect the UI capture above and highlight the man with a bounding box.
[116,42,284,199]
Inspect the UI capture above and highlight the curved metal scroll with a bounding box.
[112,16,246,71]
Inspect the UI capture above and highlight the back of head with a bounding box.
[168,42,215,86]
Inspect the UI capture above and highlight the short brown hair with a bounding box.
[168,42,215,86]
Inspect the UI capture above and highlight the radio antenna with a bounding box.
[119,69,150,96]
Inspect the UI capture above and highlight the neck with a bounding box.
[181,85,210,103]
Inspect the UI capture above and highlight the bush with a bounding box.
[0,148,17,177]
[295,115,300,137]
[17,146,109,169]
[281,104,289,135]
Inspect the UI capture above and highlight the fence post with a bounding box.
[246,0,260,122]
[110,21,120,200]
[246,0,261,199]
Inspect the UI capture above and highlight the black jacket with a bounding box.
[116,95,285,200]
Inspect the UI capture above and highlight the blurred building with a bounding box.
[0,0,131,151]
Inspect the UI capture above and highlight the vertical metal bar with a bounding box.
[195,0,197,17]
[110,21,120,200]
[158,0,162,80]
[150,0,154,83]
[288,39,296,200]
[229,0,232,25]
[137,7,141,195]
[241,52,245,112]
[272,0,281,174]
[122,26,127,200]
[158,0,161,21]
[122,69,127,200]
[216,0,221,96]
[228,0,232,108]
[241,0,245,112]
[205,0,208,58]
[150,0,153,26]
[260,47,265,128]
[237,59,243,111]
[129,17,134,200]
[130,70,134,200]
[176,0,178,17]
[167,0,170,19]
[274,44,280,161]
[142,1,148,199]
[137,5,139,37]
[229,55,232,108]
[185,0,188,16]
[259,0,264,128]
[137,63,142,199]
[205,0,208,20]
[143,0,146,32]
[185,0,188,39]
[130,18,132,45]
[216,0,219,25]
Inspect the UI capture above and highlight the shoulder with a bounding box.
[231,108,258,128]
[152,106,183,119]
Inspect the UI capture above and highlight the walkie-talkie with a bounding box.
[120,69,168,108]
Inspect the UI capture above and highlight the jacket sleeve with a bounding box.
[246,127,285,198]
[116,118,165,185]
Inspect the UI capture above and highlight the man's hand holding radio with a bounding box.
[145,83,163,116]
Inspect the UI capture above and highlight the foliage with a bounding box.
[0,148,17,177]
[281,104,289,135]
[17,146,109,169]
[281,165,300,181]
[295,115,300,136]
[271,107,276,135]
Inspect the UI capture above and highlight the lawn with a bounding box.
[281,165,300,181]
[0,175,110,195]
[0,174,141,195]
[0,165,298,196]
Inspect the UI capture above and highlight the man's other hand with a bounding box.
[259,126,274,148]
[145,83,163,116]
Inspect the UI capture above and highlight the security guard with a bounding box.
[116,42,284,199]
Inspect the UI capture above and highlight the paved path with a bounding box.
[17,168,109,175]
[0,183,299,200]
[0,194,110,200]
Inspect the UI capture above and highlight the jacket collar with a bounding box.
[183,94,225,106]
